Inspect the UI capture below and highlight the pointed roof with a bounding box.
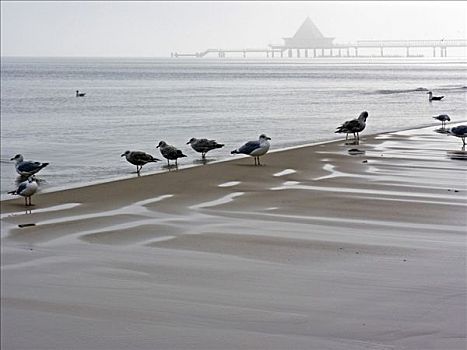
[282,17,334,48]
[292,17,325,41]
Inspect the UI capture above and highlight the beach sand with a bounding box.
[1,125,466,350]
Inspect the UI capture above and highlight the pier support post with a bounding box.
[347,48,350,56]
[296,49,300,58]
[433,47,436,57]
[406,47,409,57]
[380,47,384,57]
[281,50,283,58]
[338,49,341,57]
[355,47,358,57]
[305,49,308,58]
[443,47,447,57]
[314,48,317,57]
[288,49,292,58]
[321,48,324,56]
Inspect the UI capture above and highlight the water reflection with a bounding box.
[447,149,467,160]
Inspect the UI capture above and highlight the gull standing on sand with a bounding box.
[76,90,86,97]
[10,154,49,177]
[335,111,369,141]
[448,125,467,146]
[156,141,187,166]
[231,134,271,166]
[427,91,444,102]
[433,114,450,129]
[121,150,161,174]
[8,175,39,206]
[187,138,224,159]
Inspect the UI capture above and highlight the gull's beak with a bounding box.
[10,157,15,161]
[267,137,271,140]
[156,145,160,148]
[120,153,125,157]
[186,141,190,144]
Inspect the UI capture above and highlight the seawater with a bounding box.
[1,57,466,196]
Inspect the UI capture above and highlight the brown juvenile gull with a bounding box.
[335,111,369,141]
[121,150,161,174]
[187,138,224,159]
[448,125,467,146]
[433,114,450,128]
[156,141,187,166]
[231,134,271,166]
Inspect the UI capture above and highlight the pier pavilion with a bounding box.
[172,17,467,58]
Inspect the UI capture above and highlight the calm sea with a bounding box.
[1,57,466,197]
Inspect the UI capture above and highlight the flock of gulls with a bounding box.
[7,90,467,206]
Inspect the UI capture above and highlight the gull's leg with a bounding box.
[258,157,261,166]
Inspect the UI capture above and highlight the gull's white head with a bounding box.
[10,154,24,162]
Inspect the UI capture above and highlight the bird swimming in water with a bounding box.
[121,150,161,174]
[433,114,450,128]
[427,91,444,102]
[448,125,467,147]
[231,134,271,166]
[8,175,39,206]
[10,154,49,177]
[156,141,187,166]
[335,111,369,142]
[76,90,86,97]
[187,138,224,159]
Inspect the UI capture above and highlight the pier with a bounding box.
[172,17,467,59]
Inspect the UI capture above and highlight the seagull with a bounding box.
[231,134,271,166]
[121,150,161,174]
[427,91,444,102]
[76,90,86,97]
[10,154,49,177]
[448,125,467,146]
[335,111,369,141]
[8,176,39,206]
[156,141,187,166]
[433,114,450,128]
[187,138,224,159]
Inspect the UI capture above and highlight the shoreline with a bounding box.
[1,120,463,204]
[1,124,466,350]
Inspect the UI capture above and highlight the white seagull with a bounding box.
[10,154,49,177]
[231,134,271,166]
[8,176,39,206]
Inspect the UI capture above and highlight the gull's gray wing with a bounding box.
[238,140,260,155]
[17,161,45,173]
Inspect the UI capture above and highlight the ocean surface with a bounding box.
[1,57,466,197]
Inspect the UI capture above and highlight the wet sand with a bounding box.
[1,125,466,350]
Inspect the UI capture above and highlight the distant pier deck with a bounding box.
[173,39,467,58]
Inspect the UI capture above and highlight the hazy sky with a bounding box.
[1,1,466,57]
